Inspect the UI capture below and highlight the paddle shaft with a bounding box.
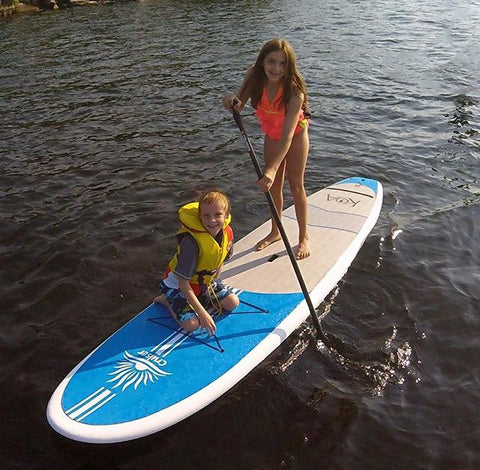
[231,108,328,343]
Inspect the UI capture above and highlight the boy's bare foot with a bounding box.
[255,233,281,251]
[296,238,310,260]
[154,294,176,317]
[154,294,169,305]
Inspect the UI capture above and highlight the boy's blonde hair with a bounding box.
[198,190,231,215]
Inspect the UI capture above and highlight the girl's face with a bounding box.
[263,50,287,82]
[200,202,227,237]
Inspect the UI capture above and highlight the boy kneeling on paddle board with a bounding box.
[155,190,239,336]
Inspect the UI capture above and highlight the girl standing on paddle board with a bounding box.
[223,38,311,260]
[155,191,239,336]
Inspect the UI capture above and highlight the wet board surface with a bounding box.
[47,176,383,443]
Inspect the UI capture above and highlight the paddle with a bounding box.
[230,105,331,346]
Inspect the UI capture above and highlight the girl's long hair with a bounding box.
[240,38,308,112]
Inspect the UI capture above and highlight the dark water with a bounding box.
[1,0,479,468]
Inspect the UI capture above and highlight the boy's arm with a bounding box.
[178,277,216,336]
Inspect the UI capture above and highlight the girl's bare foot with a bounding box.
[256,232,281,251]
[296,238,310,260]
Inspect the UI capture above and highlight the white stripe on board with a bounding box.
[150,328,182,353]
[68,389,113,420]
[75,392,117,422]
[161,333,190,358]
[65,387,106,415]
[151,330,186,355]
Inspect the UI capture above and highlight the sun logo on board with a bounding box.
[107,350,171,392]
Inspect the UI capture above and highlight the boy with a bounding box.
[155,190,239,336]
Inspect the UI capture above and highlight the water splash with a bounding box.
[319,339,416,395]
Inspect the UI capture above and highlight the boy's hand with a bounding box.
[198,311,216,336]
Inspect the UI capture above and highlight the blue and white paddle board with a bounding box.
[47,176,383,443]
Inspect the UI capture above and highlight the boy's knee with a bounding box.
[181,318,200,333]
[222,294,239,312]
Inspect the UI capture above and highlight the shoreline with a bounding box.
[1,0,125,18]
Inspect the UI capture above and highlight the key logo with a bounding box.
[327,193,360,207]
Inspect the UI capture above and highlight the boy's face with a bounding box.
[199,202,228,237]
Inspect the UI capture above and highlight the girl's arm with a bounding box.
[222,67,253,112]
[258,92,304,191]
[178,277,217,336]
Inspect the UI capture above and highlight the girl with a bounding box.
[223,38,311,260]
